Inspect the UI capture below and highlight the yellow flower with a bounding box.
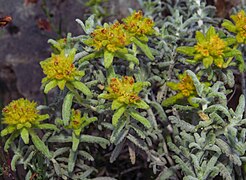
[69,109,83,130]
[2,98,39,127]
[162,73,199,107]
[99,76,150,108]
[231,10,246,43]
[67,109,97,136]
[103,76,141,105]
[85,22,131,52]
[122,10,155,37]
[40,49,85,93]
[194,35,226,58]
[1,98,50,138]
[177,74,196,97]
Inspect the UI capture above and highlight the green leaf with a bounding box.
[195,31,206,43]
[223,49,241,58]
[36,114,50,122]
[131,37,154,60]
[71,81,92,96]
[30,130,52,159]
[115,52,139,65]
[110,141,125,163]
[112,106,126,126]
[68,149,77,173]
[62,92,74,126]
[133,82,150,93]
[1,126,15,137]
[203,56,213,68]
[206,26,216,40]
[57,80,66,90]
[104,50,114,68]
[4,132,19,151]
[176,46,195,56]
[44,80,57,94]
[134,100,149,109]
[80,135,109,149]
[235,95,245,119]
[129,109,151,128]
[162,93,184,107]
[78,150,94,161]
[173,155,195,177]
[222,20,236,33]
[78,52,100,64]
[20,128,29,144]
[11,154,22,171]
[111,100,124,110]
[36,123,58,131]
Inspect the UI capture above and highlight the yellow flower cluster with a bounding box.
[41,50,83,83]
[122,10,155,37]
[87,22,131,52]
[177,74,196,97]
[162,73,199,107]
[69,109,83,130]
[2,98,39,126]
[106,76,141,105]
[85,11,154,53]
[230,10,246,43]
[194,35,226,59]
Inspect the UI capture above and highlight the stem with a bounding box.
[106,65,116,83]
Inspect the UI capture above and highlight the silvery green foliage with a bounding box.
[138,0,246,179]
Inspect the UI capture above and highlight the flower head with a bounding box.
[162,73,200,107]
[40,49,85,93]
[99,76,150,109]
[194,34,226,58]
[69,109,83,130]
[2,98,39,127]
[177,74,196,97]
[67,109,97,136]
[85,22,131,52]
[194,27,227,68]
[176,26,242,69]
[100,76,150,107]
[122,10,155,37]
[223,10,246,43]
[1,98,50,138]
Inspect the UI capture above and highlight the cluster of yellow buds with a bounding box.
[85,11,154,53]
[0,98,52,148]
[68,109,83,130]
[162,73,198,107]
[99,76,150,107]
[99,76,150,127]
[122,10,155,38]
[40,49,85,93]
[67,109,97,136]
[177,74,196,97]
[85,22,131,52]
[222,10,246,44]
[177,26,241,69]
[1,98,40,128]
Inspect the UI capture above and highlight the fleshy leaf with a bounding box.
[129,109,151,128]
[20,128,29,144]
[112,106,126,126]
[72,81,92,96]
[104,50,114,68]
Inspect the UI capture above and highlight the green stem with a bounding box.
[106,65,116,84]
